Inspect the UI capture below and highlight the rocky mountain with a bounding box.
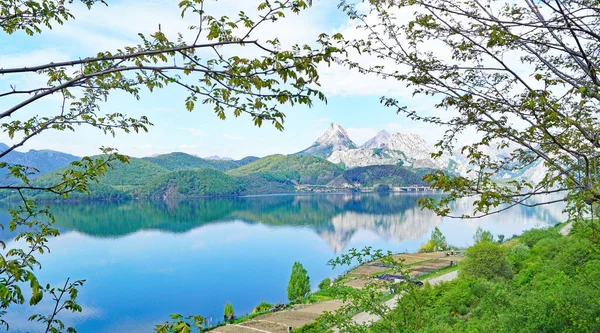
[360,130,391,149]
[295,123,357,158]
[327,129,451,170]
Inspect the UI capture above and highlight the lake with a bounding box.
[1,193,565,332]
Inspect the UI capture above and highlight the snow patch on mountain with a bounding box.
[295,123,357,158]
[360,130,391,149]
[328,148,408,168]
[329,131,450,170]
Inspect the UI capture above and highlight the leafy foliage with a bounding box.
[1,0,341,329]
[223,302,234,322]
[419,227,449,253]
[321,223,600,332]
[473,227,495,244]
[335,0,599,219]
[154,314,206,333]
[518,227,562,248]
[252,301,272,314]
[460,242,513,280]
[287,261,311,302]
[318,278,331,291]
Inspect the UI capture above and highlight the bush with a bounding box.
[287,262,310,302]
[252,301,272,314]
[461,242,513,280]
[318,278,331,290]
[519,227,561,247]
[223,302,235,322]
[507,243,530,270]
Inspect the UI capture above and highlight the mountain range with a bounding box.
[0,123,542,200]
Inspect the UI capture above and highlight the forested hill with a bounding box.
[6,153,431,201]
[143,152,259,172]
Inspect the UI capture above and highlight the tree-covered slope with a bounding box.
[96,158,169,188]
[139,169,244,198]
[337,165,426,187]
[227,154,343,185]
[143,152,257,172]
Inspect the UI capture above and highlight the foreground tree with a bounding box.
[336,0,600,220]
[0,0,339,330]
[287,261,310,302]
[311,1,600,331]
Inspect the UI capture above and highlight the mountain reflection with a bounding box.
[0,193,565,253]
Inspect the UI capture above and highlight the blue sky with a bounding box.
[0,0,445,159]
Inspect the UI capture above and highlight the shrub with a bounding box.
[318,278,331,290]
[519,228,561,247]
[287,262,310,302]
[507,243,530,270]
[419,240,436,253]
[252,301,272,314]
[461,242,513,280]
[223,302,235,322]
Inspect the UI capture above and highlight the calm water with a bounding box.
[1,193,564,332]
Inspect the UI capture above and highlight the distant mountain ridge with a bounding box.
[295,124,451,171]
[0,123,542,201]
[0,143,80,185]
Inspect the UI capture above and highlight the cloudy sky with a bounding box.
[0,0,447,159]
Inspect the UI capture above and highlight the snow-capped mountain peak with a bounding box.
[295,123,357,158]
[315,123,354,146]
[360,130,391,149]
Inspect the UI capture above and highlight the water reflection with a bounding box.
[0,193,565,333]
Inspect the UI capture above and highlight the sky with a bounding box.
[0,0,450,159]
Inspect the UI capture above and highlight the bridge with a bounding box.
[393,185,440,192]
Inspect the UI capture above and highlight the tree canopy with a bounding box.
[287,261,311,302]
[335,0,600,219]
[0,0,340,331]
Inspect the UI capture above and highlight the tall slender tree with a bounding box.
[287,261,311,302]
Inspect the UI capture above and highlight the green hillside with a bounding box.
[227,155,343,185]
[139,169,244,198]
[98,158,169,188]
[143,152,257,172]
[2,153,430,202]
[339,165,426,187]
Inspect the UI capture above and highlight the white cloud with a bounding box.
[222,133,247,141]
[177,127,205,136]
[179,144,199,149]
